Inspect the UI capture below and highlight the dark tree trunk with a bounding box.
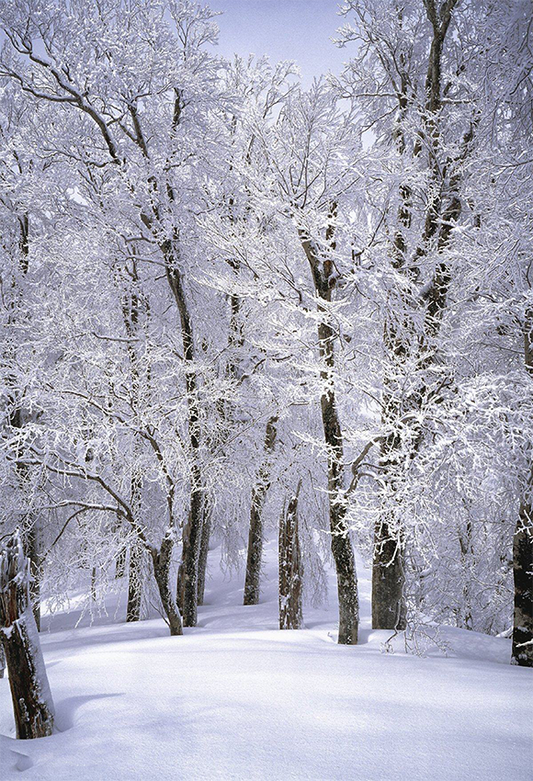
[513,311,533,666]
[126,468,143,623]
[90,567,97,602]
[0,533,54,739]
[279,489,303,630]
[197,497,212,607]
[164,246,203,629]
[177,468,204,627]
[8,215,42,630]
[126,542,143,623]
[299,227,359,645]
[151,533,183,636]
[458,521,474,630]
[243,416,278,605]
[24,524,42,631]
[318,331,359,645]
[0,642,5,678]
[372,520,406,630]
[512,499,533,666]
[373,345,407,630]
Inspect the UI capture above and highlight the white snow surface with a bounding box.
[0,541,531,781]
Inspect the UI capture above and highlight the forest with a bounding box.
[0,0,531,779]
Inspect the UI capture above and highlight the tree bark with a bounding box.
[372,520,406,630]
[512,310,533,666]
[512,498,533,666]
[279,489,303,630]
[243,416,278,605]
[126,467,143,622]
[163,244,204,629]
[126,541,143,623]
[0,532,54,739]
[115,545,126,578]
[151,533,183,636]
[197,496,212,607]
[122,284,144,622]
[299,227,359,645]
[373,370,407,630]
[177,468,204,627]
[24,524,42,631]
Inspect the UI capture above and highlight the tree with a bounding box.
[279,483,303,630]
[245,82,364,643]
[336,0,492,630]
[0,0,227,631]
[0,531,55,739]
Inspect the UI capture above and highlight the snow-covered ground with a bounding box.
[1,541,531,781]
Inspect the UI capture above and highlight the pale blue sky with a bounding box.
[211,0,350,84]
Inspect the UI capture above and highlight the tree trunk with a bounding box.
[177,469,204,627]
[24,523,42,631]
[90,567,97,602]
[151,533,183,636]
[512,499,533,666]
[243,416,278,605]
[299,227,359,645]
[279,489,303,630]
[115,546,127,578]
[8,215,42,629]
[458,521,474,630]
[372,519,406,630]
[126,468,143,623]
[0,532,54,739]
[126,542,143,623]
[512,311,533,666]
[164,249,203,629]
[319,348,359,645]
[373,354,407,630]
[197,497,212,607]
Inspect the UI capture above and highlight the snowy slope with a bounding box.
[0,541,531,781]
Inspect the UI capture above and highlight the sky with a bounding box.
[210,0,351,85]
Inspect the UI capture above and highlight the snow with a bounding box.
[0,541,531,781]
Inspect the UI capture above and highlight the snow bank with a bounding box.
[0,541,531,780]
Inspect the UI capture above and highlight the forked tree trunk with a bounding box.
[243,416,278,605]
[279,489,303,630]
[0,532,54,739]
